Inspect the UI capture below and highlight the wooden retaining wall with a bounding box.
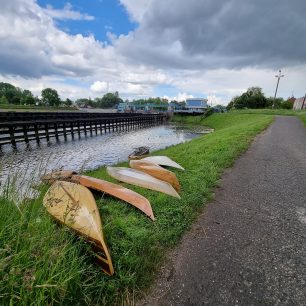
[0,112,166,147]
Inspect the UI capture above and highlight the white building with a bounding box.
[185,98,208,112]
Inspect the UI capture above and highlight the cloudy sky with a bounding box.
[1,0,305,104]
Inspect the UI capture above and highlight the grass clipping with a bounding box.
[0,113,273,305]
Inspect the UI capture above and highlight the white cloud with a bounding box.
[119,0,153,22]
[44,3,94,21]
[90,81,108,93]
[0,0,306,105]
[163,92,194,102]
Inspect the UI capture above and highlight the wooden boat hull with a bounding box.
[128,146,150,160]
[141,156,185,170]
[43,181,114,275]
[70,175,155,221]
[41,170,76,184]
[107,167,181,199]
[129,160,180,192]
[128,154,149,160]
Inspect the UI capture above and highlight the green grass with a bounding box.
[229,108,306,116]
[297,112,306,127]
[0,112,274,305]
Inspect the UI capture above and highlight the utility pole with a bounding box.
[273,69,284,108]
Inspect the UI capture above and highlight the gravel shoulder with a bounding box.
[140,116,306,306]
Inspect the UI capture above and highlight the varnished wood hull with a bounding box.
[43,181,114,275]
[41,170,76,184]
[129,160,181,192]
[107,167,181,199]
[70,175,155,221]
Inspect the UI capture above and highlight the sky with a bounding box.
[0,0,306,105]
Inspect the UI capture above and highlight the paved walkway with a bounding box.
[141,116,306,306]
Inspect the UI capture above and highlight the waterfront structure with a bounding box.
[117,103,167,113]
[0,112,165,147]
[174,98,208,114]
[168,102,185,111]
[186,98,208,111]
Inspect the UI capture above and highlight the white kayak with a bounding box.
[106,167,181,199]
[141,156,185,170]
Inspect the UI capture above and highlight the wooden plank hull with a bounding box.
[70,175,155,221]
[141,156,185,170]
[41,170,76,184]
[107,167,181,199]
[129,160,181,192]
[43,181,114,275]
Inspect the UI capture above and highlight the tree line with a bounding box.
[227,87,293,110]
[0,82,123,108]
[0,82,74,107]
[0,82,179,109]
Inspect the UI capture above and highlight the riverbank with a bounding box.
[0,112,273,305]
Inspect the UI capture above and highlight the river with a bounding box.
[0,123,211,200]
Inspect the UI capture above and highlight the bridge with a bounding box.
[0,111,167,147]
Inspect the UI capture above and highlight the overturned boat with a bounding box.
[107,166,181,199]
[71,175,155,221]
[43,181,114,275]
[41,171,155,221]
[129,160,180,192]
[128,146,150,160]
[141,156,185,170]
[41,170,76,184]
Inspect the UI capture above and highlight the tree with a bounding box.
[21,89,35,105]
[0,82,23,104]
[227,87,268,109]
[63,98,73,106]
[98,92,123,108]
[0,95,9,104]
[41,88,61,106]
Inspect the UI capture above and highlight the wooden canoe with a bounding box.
[43,181,114,275]
[129,160,181,192]
[41,171,155,221]
[128,146,150,160]
[141,156,185,170]
[70,175,155,221]
[107,167,181,199]
[41,170,76,184]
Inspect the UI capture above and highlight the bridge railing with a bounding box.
[0,112,166,147]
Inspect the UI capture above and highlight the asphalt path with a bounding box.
[141,116,306,306]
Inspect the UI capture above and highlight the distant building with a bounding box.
[117,102,130,112]
[168,101,185,111]
[293,97,306,110]
[117,102,167,113]
[173,98,208,115]
[185,98,208,111]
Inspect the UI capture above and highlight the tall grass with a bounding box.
[0,113,273,305]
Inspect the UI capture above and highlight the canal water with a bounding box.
[0,124,211,201]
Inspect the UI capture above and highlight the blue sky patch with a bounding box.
[37,0,137,43]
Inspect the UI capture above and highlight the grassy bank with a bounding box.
[297,112,306,127]
[0,113,273,305]
[229,108,306,127]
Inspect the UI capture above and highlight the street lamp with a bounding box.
[273,69,284,108]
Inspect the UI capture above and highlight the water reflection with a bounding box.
[0,124,209,200]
